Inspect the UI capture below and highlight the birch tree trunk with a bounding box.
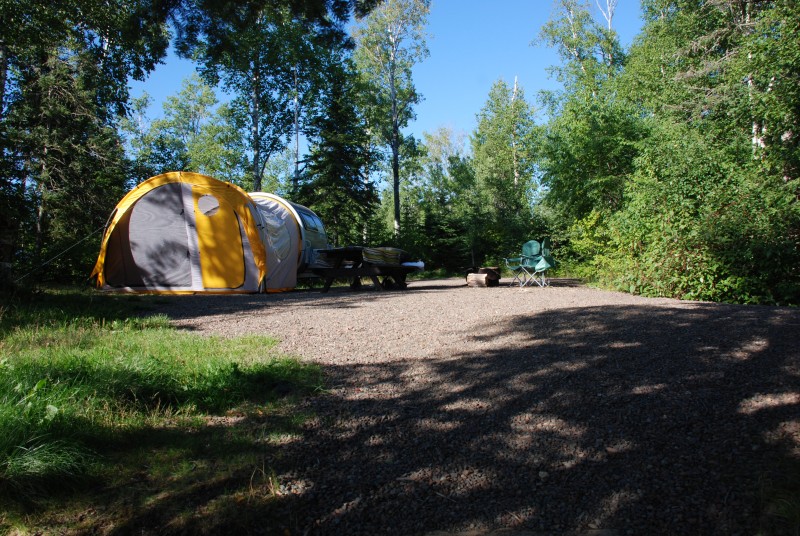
[511,76,520,188]
[251,66,262,191]
[353,0,430,240]
[389,31,401,236]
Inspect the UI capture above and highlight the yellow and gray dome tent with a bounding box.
[91,172,267,293]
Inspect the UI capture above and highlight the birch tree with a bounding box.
[538,0,623,97]
[177,7,309,191]
[353,0,430,238]
[121,75,246,184]
[471,79,538,255]
[174,0,375,191]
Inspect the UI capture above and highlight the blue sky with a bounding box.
[130,1,643,142]
[411,0,643,138]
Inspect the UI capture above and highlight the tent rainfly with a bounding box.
[91,172,267,293]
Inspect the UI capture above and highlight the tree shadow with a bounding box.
[253,302,797,534]
[546,278,584,288]
[41,300,797,535]
[152,278,461,319]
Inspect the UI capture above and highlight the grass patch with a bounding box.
[0,287,322,534]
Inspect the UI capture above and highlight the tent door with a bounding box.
[193,191,246,289]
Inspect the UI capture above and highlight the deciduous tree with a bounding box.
[122,75,246,184]
[471,79,539,256]
[353,0,430,238]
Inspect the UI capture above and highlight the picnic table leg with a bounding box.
[395,273,408,289]
[321,256,346,293]
[322,277,335,293]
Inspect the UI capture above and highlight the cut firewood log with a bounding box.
[466,273,488,287]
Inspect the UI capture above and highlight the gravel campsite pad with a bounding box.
[159,278,799,535]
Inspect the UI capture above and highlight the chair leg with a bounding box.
[520,268,534,287]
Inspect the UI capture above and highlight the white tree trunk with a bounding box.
[251,68,262,191]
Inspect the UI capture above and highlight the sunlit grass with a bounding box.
[0,287,322,533]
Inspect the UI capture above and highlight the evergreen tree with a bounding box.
[0,0,172,282]
[5,47,129,281]
[296,56,377,246]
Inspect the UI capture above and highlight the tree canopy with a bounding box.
[2,0,798,304]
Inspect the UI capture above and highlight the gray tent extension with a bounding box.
[249,192,330,292]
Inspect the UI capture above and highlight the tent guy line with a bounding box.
[15,225,107,284]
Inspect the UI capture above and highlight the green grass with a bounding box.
[0,287,322,532]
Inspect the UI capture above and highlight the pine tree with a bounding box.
[296,58,377,246]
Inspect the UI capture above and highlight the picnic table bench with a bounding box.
[312,246,421,293]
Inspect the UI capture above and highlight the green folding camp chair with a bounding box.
[504,240,542,287]
[531,237,556,287]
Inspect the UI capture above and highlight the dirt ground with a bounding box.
[152,277,800,535]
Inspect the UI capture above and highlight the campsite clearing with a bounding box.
[4,278,797,535]
[151,277,800,535]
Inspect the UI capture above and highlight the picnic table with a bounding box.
[312,246,420,293]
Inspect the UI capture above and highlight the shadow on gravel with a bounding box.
[270,303,799,535]
[546,277,584,288]
[155,279,460,319]
[112,299,799,535]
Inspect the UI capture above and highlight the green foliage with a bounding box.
[4,47,129,282]
[550,209,614,280]
[730,1,800,183]
[295,54,378,246]
[369,80,550,273]
[537,0,624,96]
[177,4,350,191]
[398,129,476,270]
[0,0,174,283]
[354,0,431,237]
[537,0,800,304]
[121,76,247,185]
[540,96,645,220]
[471,79,542,259]
[607,121,799,303]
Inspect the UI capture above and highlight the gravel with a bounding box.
[159,278,800,535]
